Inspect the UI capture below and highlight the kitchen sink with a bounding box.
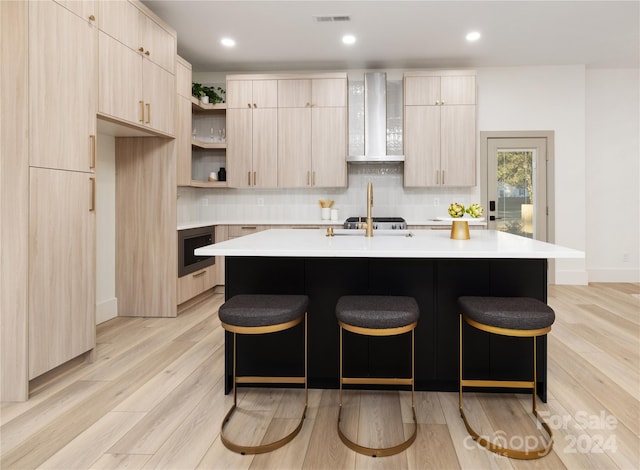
[332,229,413,237]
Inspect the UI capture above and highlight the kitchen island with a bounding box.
[196,229,583,400]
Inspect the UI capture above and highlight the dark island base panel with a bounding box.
[224,257,549,401]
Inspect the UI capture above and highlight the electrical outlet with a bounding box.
[200,197,208,206]
[623,253,630,263]
[257,197,264,206]
[433,198,440,206]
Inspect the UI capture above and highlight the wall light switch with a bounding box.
[433,198,440,206]
[257,198,264,206]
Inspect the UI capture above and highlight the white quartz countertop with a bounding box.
[195,228,584,259]
[177,217,486,231]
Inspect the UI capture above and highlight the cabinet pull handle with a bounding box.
[436,170,439,185]
[253,171,256,186]
[139,101,144,122]
[247,171,251,186]
[138,47,144,53]
[307,171,310,186]
[145,50,150,56]
[306,102,310,107]
[89,177,95,211]
[312,171,315,186]
[89,135,96,169]
[145,103,151,124]
[241,226,257,230]
[253,103,257,108]
[88,15,95,21]
[192,270,206,277]
[442,170,445,185]
[247,103,251,108]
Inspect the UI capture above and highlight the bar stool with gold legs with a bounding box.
[219,294,309,454]
[458,296,555,460]
[336,295,419,457]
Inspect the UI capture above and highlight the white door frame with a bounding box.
[480,130,556,281]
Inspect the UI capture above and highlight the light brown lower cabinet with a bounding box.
[177,265,217,305]
[28,167,96,379]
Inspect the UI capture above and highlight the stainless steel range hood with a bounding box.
[347,72,404,163]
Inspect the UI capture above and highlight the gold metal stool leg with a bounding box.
[337,326,418,457]
[221,314,308,454]
[459,314,553,460]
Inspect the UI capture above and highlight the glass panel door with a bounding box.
[487,138,547,241]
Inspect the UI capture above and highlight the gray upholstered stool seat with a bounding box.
[336,295,419,330]
[458,296,555,331]
[219,294,309,455]
[219,294,309,329]
[335,295,419,457]
[458,295,555,460]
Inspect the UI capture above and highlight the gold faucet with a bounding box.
[365,182,373,237]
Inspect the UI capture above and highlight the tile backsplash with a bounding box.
[177,164,481,224]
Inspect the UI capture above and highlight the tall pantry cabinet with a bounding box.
[28,0,97,380]
[0,0,177,401]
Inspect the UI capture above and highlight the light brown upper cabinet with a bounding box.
[98,0,176,135]
[226,79,278,188]
[403,71,476,187]
[277,76,347,188]
[29,0,97,173]
[176,57,193,186]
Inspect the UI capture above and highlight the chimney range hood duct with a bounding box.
[347,72,404,163]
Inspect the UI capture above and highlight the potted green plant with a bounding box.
[192,83,225,104]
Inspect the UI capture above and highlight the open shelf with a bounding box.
[192,139,226,150]
[190,180,228,188]
[191,97,226,112]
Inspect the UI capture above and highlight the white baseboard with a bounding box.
[96,297,118,325]
[587,268,640,283]
[554,270,589,285]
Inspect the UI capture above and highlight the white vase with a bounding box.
[200,95,209,104]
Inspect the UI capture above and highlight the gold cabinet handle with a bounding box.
[247,103,251,108]
[306,102,310,107]
[307,171,310,186]
[436,170,439,185]
[253,103,257,108]
[145,50,150,56]
[253,171,256,186]
[312,171,315,186]
[145,103,151,124]
[89,134,96,169]
[248,171,251,186]
[89,177,95,212]
[139,100,144,122]
[442,170,445,185]
[192,270,206,277]
[88,15,95,21]
[138,47,144,53]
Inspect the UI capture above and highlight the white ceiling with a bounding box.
[142,1,639,73]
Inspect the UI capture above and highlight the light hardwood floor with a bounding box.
[1,283,638,469]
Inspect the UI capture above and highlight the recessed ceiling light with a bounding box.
[342,34,356,45]
[221,37,236,47]
[466,31,481,42]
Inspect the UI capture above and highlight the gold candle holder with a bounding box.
[450,220,470,240]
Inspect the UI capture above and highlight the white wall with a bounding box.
[477,65,588,284]
[586,68,640,282]
[96,134,117,324]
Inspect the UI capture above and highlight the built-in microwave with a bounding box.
[178,226,215,277]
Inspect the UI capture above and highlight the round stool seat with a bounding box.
[219,294,309,328]
[336,295,419,330]
[458,296,555,331]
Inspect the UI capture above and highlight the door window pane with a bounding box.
[496,150,536,239]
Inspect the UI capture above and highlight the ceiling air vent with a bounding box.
[313,15,351,23]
